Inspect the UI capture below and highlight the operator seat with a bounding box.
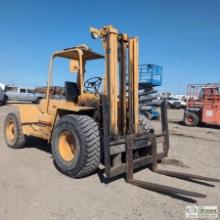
[64,81,79,102]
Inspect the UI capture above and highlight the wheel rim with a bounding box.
[187,116,193,123]
[6,120,16,141]
[58,131,76,161]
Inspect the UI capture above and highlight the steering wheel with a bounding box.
[84,77,103,93]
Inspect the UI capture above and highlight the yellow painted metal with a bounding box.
[53,47,103,60]
[5,120,16,142]
[16,96,97,141]
[90,26,118,40]
[128,38,139,134]
[78,92,100,106]
[45,47,103,111]
[46,99,96,114]
[106,30,118,136]
[15,104,51,139]
[89,25,140,136]
[58,131,76,161]
[16,104,39,123]
[46,55,54,101]
[77,49,84,95]
[103,73,107,95]
[70,59,80,73]
[46,49,82,108]
[133,38,139,134]
[95,25,119,136]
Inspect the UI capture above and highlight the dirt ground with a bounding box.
[0,105,219,220]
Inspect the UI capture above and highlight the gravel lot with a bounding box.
[0,105,219,220]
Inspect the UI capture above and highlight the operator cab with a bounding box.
[199,87,220,100]
[47,45,104,102]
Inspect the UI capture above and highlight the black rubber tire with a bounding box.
[184,111,199,127]
[4,112,26,148]
[167,103,172,109]
[51,114,100,178]
[2,95,8,105]
[35,97,42,104]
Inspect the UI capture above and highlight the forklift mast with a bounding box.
[90,25,139,137]
[90,25,169,179]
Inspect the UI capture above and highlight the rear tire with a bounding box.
[51,114,100,178]
[184,111,199,127]
[4,112,26,148]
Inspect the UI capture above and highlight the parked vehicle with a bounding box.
[0,87,5,105]
[5,86,44,103]
[170,95,187,108]
[180,99,186,108]
[151,96,162,106]
[167,96,181,109]
[184,83,220,126]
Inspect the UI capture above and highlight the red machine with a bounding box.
[184,83,220,126]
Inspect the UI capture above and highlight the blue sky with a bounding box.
[0,0,219,94]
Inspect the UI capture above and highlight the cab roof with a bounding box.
[53,45,104,60]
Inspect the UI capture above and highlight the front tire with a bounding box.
[183,111,199,126]
[51,114,100,178]
[4,112,26,148]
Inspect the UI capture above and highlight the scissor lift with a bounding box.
[139,64,162,87]
[139,64,162,119]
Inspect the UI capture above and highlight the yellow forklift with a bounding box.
[4,25,219,199]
